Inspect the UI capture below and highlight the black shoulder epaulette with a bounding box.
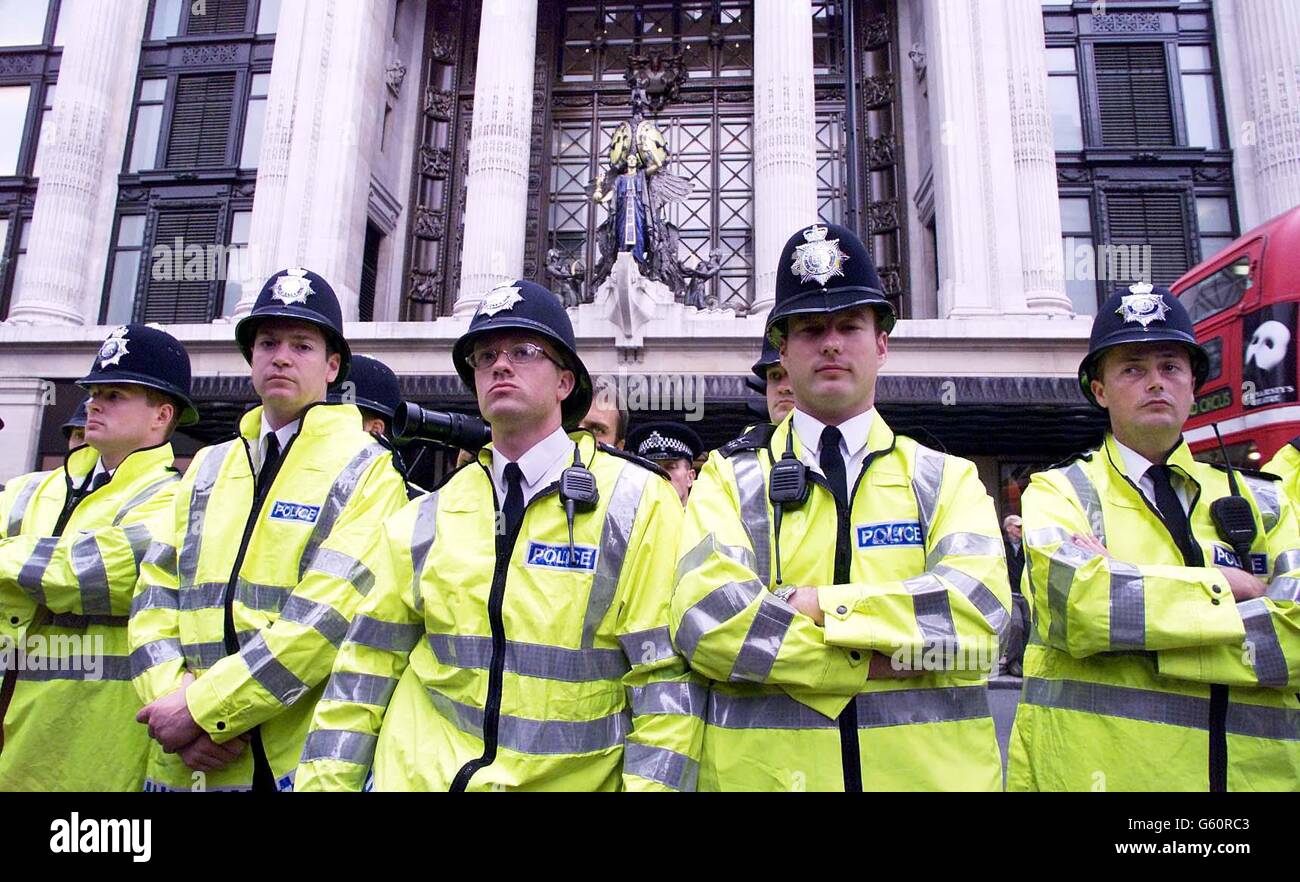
[1209,462,1282,483]
[597,442,671,482]
[1046,449,1095,472]
[717,422,775,459]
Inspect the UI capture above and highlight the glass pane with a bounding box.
[1059,197,1091,232]
[1063,237,1099,315]
[1066,277,1099,316]
[128,104,163,171]
[140,78,166,102]
[256,0,281,34]
[250,73,271,98]
[54,0,75,46]
[1181,73,1221,148]
[1197,196,1232,233]
[118,214,145,247]
[31,108,53,178]
[1046,47,1076,74]
[150,0,183,40]
[43,83,55,109]
[1048,76,1083,150]
[240,97,265,168]
[0,0,50,47]
[18,217,30,248]
[1178,45,1212,72]
[10,252,24,299]
[1200,237,1235,262]
[231,209,252,244]
[105,254,139,325]
[0,218,8,254]
[222,247,249,316]
[1180,256,1249,323]
[0,86,32,176]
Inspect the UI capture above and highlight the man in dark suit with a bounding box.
[1003,515,1027,677]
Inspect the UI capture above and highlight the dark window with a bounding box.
[1094,43,1174,147]
[359,223,382,322]
[1104,191,1190,285]
[166,74,237,169]
[139,207,222,324]
[184,0,251,36]
[1201,336,1223,382]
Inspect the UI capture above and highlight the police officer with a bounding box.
[751,331,796,425]
[130,267,409,792]
[670,222,1011,791]
[1008,283,1300,792]
[328,353,402,438]
[580,376,628,448]
[626,421,703,506]
[62,400,88,451]
[298,280,702,791]
[0,324,195,790]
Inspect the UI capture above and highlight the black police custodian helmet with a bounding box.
[327,354,402,422]
[452,280,593,428]
[751,325,781,383]
[77,324,199,426]
[235,267,351,383]
[765,222,896,343]
[627,421,704,464]
[62,399,88,439]
[1078,282,1210,409]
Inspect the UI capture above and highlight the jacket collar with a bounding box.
[768,407,895,464]
[62,441,175,493]
[239,401,361,444]
[1101,431,1198,509]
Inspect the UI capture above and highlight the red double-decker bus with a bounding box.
[1174,206,1300,468]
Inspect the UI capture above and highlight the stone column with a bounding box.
[6,0,148,326]
[925,0,1025,317]
[454,0,539,315]
[750,0,817,316]
[235,0,307,316]
[1219,0,1300,227]
[0,378,50,481]
[1004,0,1071,315]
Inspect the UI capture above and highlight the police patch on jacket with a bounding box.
[856,521,923,548]
[1210,544,1267,575]
[525,540,600,572]
[267,500,322,524]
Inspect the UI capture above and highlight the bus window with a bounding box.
[1201,336,1223,382]
[1179,256,1252,324]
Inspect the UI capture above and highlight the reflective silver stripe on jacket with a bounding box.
[628,680,708,718]
[1107,559,1145,651]
[130,638,185,677]
[300,728,378,767]
[1240,473,1281,532]
[426,686,632,755]
[674,578,765,663]
[1061,461,1106,544]
[1022,676,1300,740]
[427,633,629,682]
[14,654,132,682]
[177,442,235,590]
[6,473,47,536]
[731,452,772,588]
[322,671,400,706]
[239,632,310,705]
[707,686,990,730]
[618,626,676,666]
[112,474,180,526]
[582,461,652,648]
[1238,598,1289,688]
[298,444,385,580]
[675,532,759,588]
[347,614,423,653]
[408,492,440,613]
[729,591,796,683]
[623,742,698,791]
[911,445,946,548]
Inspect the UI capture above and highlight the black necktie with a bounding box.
[1149,465,1198,564]
[257,433,281,496]
[500,462,525,543]
[819,425,848,509]
[88,471,110,494]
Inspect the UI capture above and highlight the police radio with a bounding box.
[1209,424,1258,566]
[768,429,810,585]
[559,443,599,557]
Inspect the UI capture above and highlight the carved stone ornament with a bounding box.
[415,206,445,240]
[386,59,407,97]
[424,87,454,120]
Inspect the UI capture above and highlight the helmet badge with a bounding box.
[271,267,314,306]
[790,225,848,287]
[478,283,524,317]
[1115,281,1169,329]
[97,325,130,369]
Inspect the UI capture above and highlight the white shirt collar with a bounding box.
[1113,438,1162,484]
[491,425,573,500]
[791,407,875,460]
[260,414,301,451]
[89,458,114,485]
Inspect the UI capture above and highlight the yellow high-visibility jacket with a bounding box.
[128,404,407,791]
[296,432,703,792]
[1265,439,1300,510]
[670,413,1011,791]
[0,442,179,791]
[1009,434,1300,792]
